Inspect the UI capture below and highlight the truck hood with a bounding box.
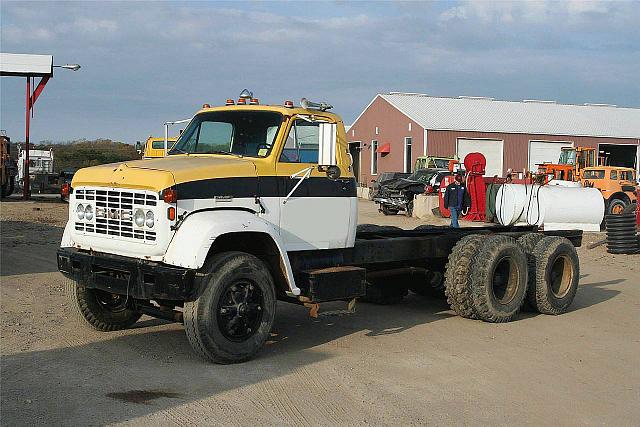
[72,155,258,192]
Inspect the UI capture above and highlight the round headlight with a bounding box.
[134,209,145,227]
[84,204,93,221]
[145,210,155,228]
[76,204,85,220]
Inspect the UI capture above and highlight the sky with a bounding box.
[1,0,639,144]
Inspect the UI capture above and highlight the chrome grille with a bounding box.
[74,188,157,243]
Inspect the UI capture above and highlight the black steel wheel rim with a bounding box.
[94,289,129,312]
[217,281,264,342]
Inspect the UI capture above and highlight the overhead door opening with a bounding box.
[528,140,574,172]
[598,144,637,169]
[457,138,503,177]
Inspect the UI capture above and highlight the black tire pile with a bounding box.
[605,213,639,254]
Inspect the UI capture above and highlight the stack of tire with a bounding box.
[605,212,639,254]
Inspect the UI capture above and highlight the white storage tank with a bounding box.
[495,184,604,231]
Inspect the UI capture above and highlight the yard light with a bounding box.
[54,64,81,71]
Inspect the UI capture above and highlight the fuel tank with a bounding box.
[495,184,604,231]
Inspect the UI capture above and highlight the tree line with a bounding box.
[9,139,139,173]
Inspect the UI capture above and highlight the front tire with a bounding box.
[381,205,399,215]
[65,279,142,331]
[184,252,276,364]
[607,198,628,215]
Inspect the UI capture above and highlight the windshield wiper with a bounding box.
[203,150,244,158]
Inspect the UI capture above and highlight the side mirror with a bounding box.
[318,122,337,167]
[135,141,142,154]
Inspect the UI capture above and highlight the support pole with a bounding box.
[164,122,169,157]
[23,77,31,199]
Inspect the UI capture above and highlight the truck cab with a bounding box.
[137,136,178,159]
[581,166,637,215]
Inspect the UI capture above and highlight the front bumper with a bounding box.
[373,195,407,209]
[57,247,196,301]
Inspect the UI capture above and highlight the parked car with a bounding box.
[369,171,410,199]
[373,168,449,216]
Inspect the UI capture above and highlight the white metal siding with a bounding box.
[457,138,503,177]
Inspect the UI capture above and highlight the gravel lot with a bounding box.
[1,198,638,426]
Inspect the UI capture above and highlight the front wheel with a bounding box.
[184,252,276,364]
[381,205,399,216]
[65,279,142,331]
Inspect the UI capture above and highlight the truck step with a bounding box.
[299,266,366,303]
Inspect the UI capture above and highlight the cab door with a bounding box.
[276,117,354,251]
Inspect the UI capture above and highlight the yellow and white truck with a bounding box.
[58,94,583,363]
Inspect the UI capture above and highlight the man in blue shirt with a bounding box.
[443,173,472,228]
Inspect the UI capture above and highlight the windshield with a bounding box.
[151,139,176,150]
[619,170,634,181]
[559,149,576,165]
[408,169,437,183]
[170,111,282,156]
[583,170,604,179]
[433,159,450,169]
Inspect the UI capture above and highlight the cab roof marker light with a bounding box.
[225,99,235,106]
[202,103,211,108]
[250,98,259,105]
[284,100,294,108]
[237,98,246,105]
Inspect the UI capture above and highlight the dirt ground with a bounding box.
[1,198,639,426]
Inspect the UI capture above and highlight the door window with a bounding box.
[279,120,319,163]
[610,170,618,180]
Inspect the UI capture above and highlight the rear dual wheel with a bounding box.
[444,233,578,322]
[525,236,579,315]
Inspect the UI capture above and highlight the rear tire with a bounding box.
[526,236,579,315]
[183,252,276,364]
[65,279,141,331]
[444,234,486,319]
[468,235,528,323]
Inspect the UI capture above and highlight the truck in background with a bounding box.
[17,146,57,194]
[136,136,178,159]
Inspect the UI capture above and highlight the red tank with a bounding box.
[438,153,487,221]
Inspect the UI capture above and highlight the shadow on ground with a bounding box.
[1,220,63,276]
[0,294,453,425]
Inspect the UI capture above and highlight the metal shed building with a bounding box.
[347,93,640,185]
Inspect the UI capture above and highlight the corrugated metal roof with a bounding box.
[378,93,640,139]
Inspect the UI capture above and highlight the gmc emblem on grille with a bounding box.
[108,209,121,219]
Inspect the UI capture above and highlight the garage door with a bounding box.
[529,141,573,172]
[457,138,503,177]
